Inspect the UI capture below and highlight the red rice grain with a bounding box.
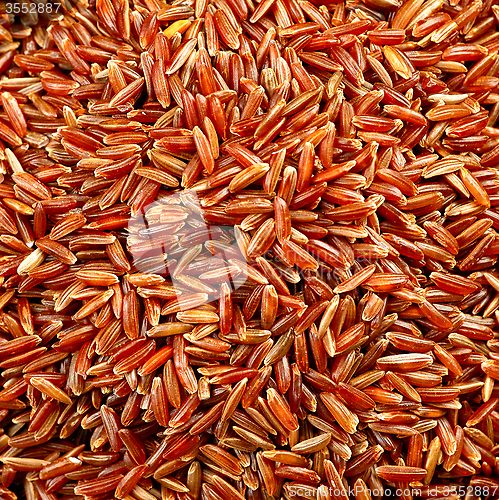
[0,0,498,498]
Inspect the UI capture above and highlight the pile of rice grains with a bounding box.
[2,0,499,498]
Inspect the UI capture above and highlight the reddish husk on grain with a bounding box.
[1,0,499,499]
